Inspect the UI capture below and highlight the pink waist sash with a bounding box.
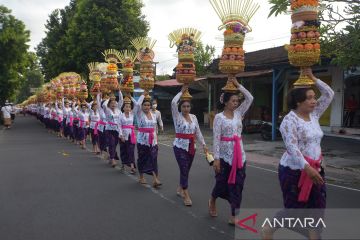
[79,120,88,128]
[138,127,155,145]
[298,155,323,202]
[69,117,74,127]
[220,135,243,184]
[122,125,136,144]
[107,122,119,131]
[94,121,106,135]
[176,133,196,155]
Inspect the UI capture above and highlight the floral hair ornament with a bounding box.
[220,93,225,104]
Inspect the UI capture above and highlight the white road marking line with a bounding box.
[78,142,232,237]
[326,183,360,192]
[158,143,360,193]
[247,164,278,173]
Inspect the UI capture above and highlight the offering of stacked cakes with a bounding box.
[287,0,321,87]
[219,24,246,74]
[117,50,137,104]
[209,0,259,92]
[102,49,120,92]
[88,62,101,99]
[77,80,88,101]
[131,37,157,100]
[117,50,137,93]
[97,62,110,95]
[168,28,202,100]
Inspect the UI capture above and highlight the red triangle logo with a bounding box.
[236,213,258,233]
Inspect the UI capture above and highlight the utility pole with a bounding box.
[153,61,159,79]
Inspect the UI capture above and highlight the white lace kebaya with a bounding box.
[171,91,205,152]
[117,91,136,141]
[55,102,63,121]
[66,110,73,125]
[134,95,158,147]
[50,107,57,120]
[73,106,90,129]
[151,109,163,133]
[102,92,123,133]
[119,111,135,140]
[87,103,100,130]
[44,106,51,119]
[279,79,334,170]
[61,98,72,120]
[97,94,107,133]
[213,85,254,165]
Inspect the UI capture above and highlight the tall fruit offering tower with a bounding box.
[287,0,321,87]
[103,49,120,98]
[168,28,202,101]
[117,50,137,104]
[88,62,101,101]
[209,0,259,92]
[131,37,157,100]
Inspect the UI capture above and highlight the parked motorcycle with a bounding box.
[260,114,284,141]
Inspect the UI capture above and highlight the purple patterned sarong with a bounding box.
[120,139,135,167]
[99,131,107,152]
[211,159,246,216]
[278,165,326,209]
[137,144,158,175]
[90,129,99,145]
[106,130,119,160]
[77,127,86,141]
[173,146,195,190]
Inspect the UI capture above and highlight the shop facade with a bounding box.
[153,46,350,138]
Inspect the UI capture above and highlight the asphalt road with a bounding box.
[1,116,360,240]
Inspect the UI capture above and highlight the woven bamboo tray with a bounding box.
[291,11,318,23]
[288,49,320,67]
[176,74,195,84]
[219,60,245,74]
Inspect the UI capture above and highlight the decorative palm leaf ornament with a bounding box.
[116,50,137,64]
[209,0,259,31]
[168,28,202,48]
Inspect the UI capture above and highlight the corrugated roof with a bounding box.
[208,46,289,72]
[245,46,288,67]
[154,77,206,87]
[206,69,273,79]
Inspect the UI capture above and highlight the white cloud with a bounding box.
[143,0,292,75]
[2,0,70,51]
[2,0,292,75]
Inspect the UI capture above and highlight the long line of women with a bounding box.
[27,69,334,234]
